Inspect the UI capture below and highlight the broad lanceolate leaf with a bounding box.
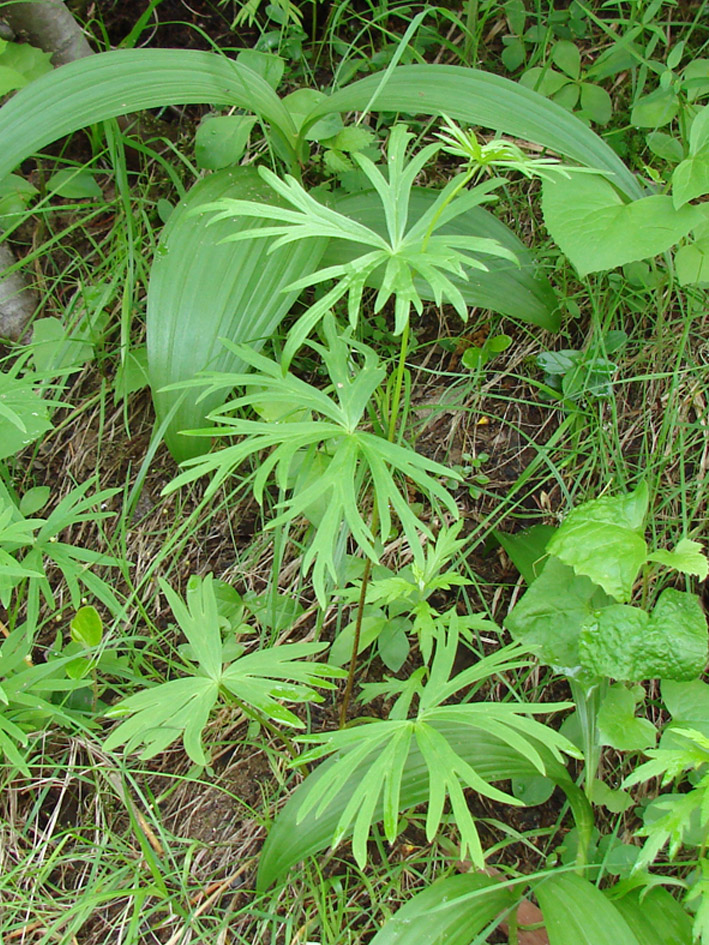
[535,873,643,945]
[258,636,580,888]
[612,886,693,944]
[257,714,587,889]
[579,589,708,682]
[542,174,705,276]
[146,167,327,461]
[368,874,516,945]
[306,66,643,199]
[323,188,560,331]
[0,49,298,183]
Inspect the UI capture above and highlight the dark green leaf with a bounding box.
[535,873,642,945]
[368,874,515,945]
[505,557,606,675]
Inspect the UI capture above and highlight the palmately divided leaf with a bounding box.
[104,577,341,763]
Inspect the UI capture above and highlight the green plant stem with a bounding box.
[570,678,602,804]
[228,693,310,776]
[339,552,374,729]
[386,321,410,442]
[421,168,476,252]
[340,324,412,726]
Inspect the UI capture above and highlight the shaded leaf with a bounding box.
[368,874,515,945]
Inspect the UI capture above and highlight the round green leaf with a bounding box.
[631,88,678,127]
[580,82,612,124]
[70,605,103,647]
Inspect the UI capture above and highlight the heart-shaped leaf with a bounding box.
[542,174,704,276]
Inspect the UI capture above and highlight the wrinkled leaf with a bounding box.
[580,589,707,681]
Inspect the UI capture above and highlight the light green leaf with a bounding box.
[580,82,612,124]
[613,887,693,945]
[520,66,573,98]
[70,605,103,648]
[0,49,298,184]
[590,778,634,813]
[195,115,257,169]
[235,49,284,90]
[284,88,343,141]
[146,166,327,461]
[646,131,683,164]
[308,65,643,198]
[47,169,102,200]
[0,173,37,228]
[257,718,586,889]
[672,147,709,208]
[546,484,649,600]
[0,372,54,460]
[648,538,708,578]
[535,873,642,945]
[323,187,560,331]
[548,520,646,602]
[18,486,50,517]
[631,88,679,128]
[662,678,709,739]
[542,174,704,276]
[689,105,709,153]
[368,874,516,945]
[113,345,150,403]
[0,39,53,86]
[675,238,709,285]
[552,41,581,80]
[30,316,93,374]
[494,524,556,585]
[597,683,657,750]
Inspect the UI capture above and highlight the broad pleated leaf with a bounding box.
[256,720,590,890]
[146,167,327,460]
[612,887,692,944]
[324,188,560,331]
[368,874,515,945]
[535,874,642,945]
[305,65,643,199]
[0,49,297,181]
